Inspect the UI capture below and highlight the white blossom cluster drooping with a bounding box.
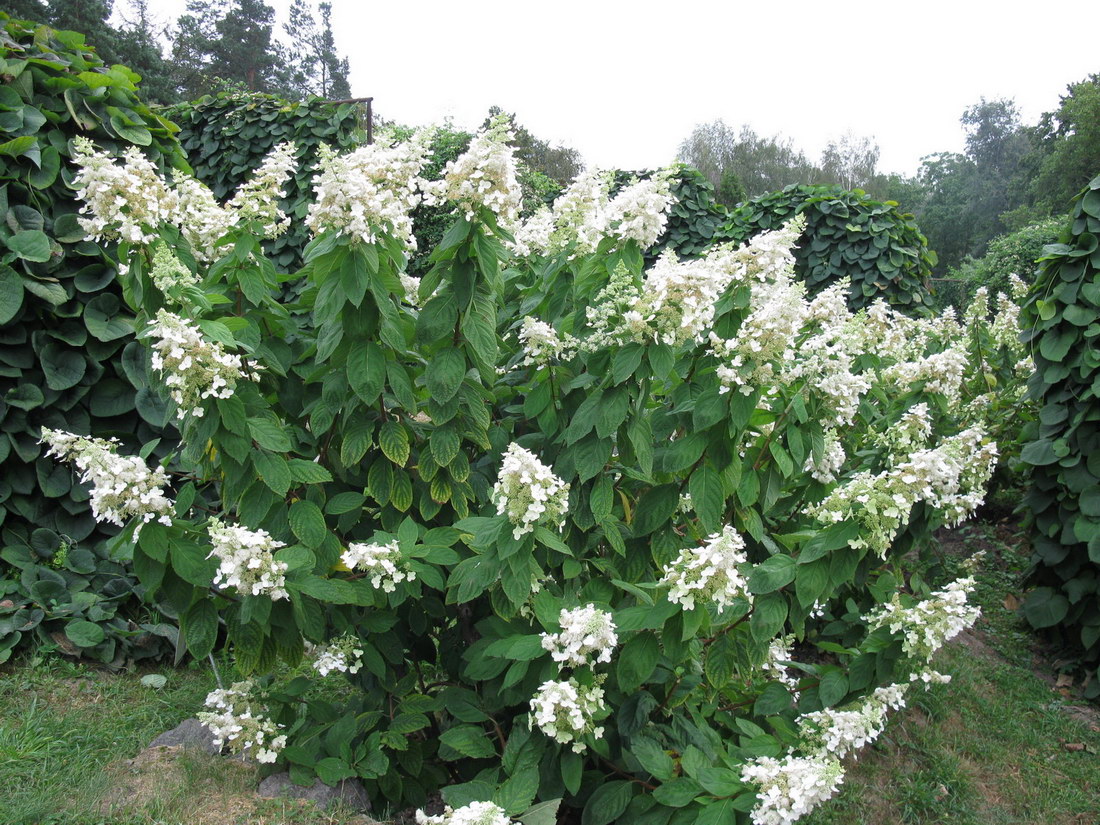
[39,428,174,531]
[529,677,607,753]
[198,680,287,763]
[170,170,238,261]
[309,634,365,677]
[146,309,258,419]
[797,683,909,759]
[761,635,800,688]
[602,170,676,249]
[873,402,934,464]
[518,316,577,366]
[71,136,175,245]
[207,518,289,600]
[895,427,999,526]
[883,346,969,404]
[862,575,981,660]
[631,252,732,346]
[415,802,512,825]
[340,539,416,592]
[423,116,521,226]
[306,131,433,249]
[491,444,570,540]
[740,752,846,825]
[659,526,752,611]
[804,430,846,484]
[228,141,297,237]
[540,604,619,668]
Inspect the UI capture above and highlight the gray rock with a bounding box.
[148,718,219,754]
[258,771,371,812]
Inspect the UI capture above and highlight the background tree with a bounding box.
[5,0,48,22]
[111,0,178,104]
[820,130,880,191]
[283,0,351,99]
[1029,74,1100,213]
[482,106,584,185]
[47,0,118,62]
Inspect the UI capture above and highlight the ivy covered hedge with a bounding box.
[1020,173,1100,695]
[0,14,186,663]
[721,184,936,310]
[163,92,366,270]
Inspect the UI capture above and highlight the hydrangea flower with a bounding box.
[207,518,289,600]
[659,526,752,611]
[146,309,259,419]
[340,539,416,592]
[540,604,618,668]
[198,680,286,763]
[740,752,845,825]
[309,634,365,677]
[529,677,607,752]
[518,317,576,366]
[39,429,174,531]
[423,116,521,225]
[228,141,297,237]
[797,683,909,759]
[862,575,981,660]
[416,802,512,825]
[491,444,570,540]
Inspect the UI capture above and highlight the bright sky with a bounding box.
[141,0,1100,176]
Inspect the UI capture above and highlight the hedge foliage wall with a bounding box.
[0,14,188,663]
[722,184,936,310]
[1020,172,1100,695]
[163,92,366,271]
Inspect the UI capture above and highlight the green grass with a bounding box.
[1,521,1098,824]
[806,522,1100,825]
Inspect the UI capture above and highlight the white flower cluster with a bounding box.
[228,141,297,237]
[71,136,174,245]
[602,171,676,249]
[491,444,570,540]
[146,309,258,419]
[797,683,909,759]
[306,131,433,249]
[740,752,845,825]
[150,243,200,298]
[518,316,576,366]
[804,430,846,484]
[207,518,288,600]
[198,680,286,763]
[529,676,607,753]
[424,116,521,225]
[897,427,999,526]
[862,575,981,660]
[415,802,512,825]
[309,634,364,677]
[39,428,174,530]
[659,526,752,611]
[540,604,618,668]
[340,539,416,592]
[72,139,297,259]
[762,635,800,688]
[883,346,969,403]
[873,402,933,463]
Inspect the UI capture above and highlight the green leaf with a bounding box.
[705,632,736,688]
[1022,587,1069,629]
[616,631,659,692]
[379,420,410,466]
[630,737,676,781]
[287,458,333,484]
[39,342,85,390]
[651,777,702,807]
[818,667,849,707]
[748,555,796,594]
[0,267,24,325]
[582,780,635,825]
[688,464,723,532]
[632,485,678,536]
[83,293,133,342]
[754,681,792,715]
[6,229,51,262]
[431,427,461,466]
[425,348,465,403]
[65,619,106,648]
[751,592,788,642]
[289,500,327,548]
[439,724,496,759]
[348,342,385,405]
[248,417,293,451]
[519,799,561,825]
[182,600,218,659]
[253,451,291,496]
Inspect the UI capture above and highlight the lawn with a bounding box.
[1,520,1097,825]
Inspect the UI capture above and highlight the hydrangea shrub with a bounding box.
[52,118,1029,823]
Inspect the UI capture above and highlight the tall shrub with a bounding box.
[0,14,186,663]
[1020,173,1100,694]
[723,184,936,310]
[52,123,1027,822]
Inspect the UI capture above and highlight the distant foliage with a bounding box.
[722,185,936,310]
[0,13,186,663]
[164,92,365,270]
[1020,173,1100,695]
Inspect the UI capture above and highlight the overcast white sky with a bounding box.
[140,0,1100,176]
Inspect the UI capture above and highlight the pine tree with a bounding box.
[283,0,351,98]
[111,0,178,104]
[47,0,119,62]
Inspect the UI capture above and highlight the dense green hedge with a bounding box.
[0,14,188,663]
[722,184,936,310]
[1020,173,1100,695]
[163,92,366,271]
